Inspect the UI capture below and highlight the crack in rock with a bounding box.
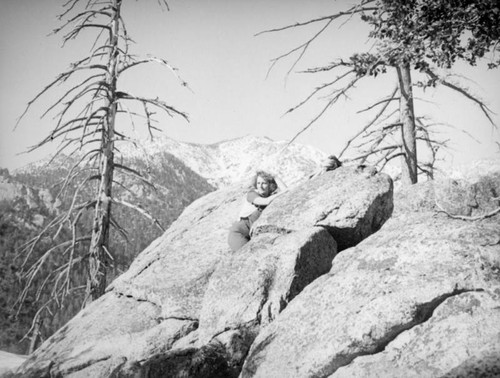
[253,225,292,236]
[375,288,485,354]
[196,203,223,222]
[324,288,484,377]
[252,263,275,326]
[60,355,113,377]
[115,253,163,286]
[114,291,200,331]
[114,290,162,311]
[157,316,199,322]
[315,205,341,224]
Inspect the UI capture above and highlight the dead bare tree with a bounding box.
[14,0,189,344]
[261,0,499,185]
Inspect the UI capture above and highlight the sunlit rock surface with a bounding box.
[241,166,500,378]
[0,351,27,377]
[14,166,393,377]
[12,160,500,378]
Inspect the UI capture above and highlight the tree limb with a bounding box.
[112,198,165,231]
[435,202,500,221]
[426,69,496,128]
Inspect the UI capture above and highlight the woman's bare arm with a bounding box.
[252,191,282,206]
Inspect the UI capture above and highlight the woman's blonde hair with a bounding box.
[252,171,278,193]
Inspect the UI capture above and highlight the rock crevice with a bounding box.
[327,288,487,377]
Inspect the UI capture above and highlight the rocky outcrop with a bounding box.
[241,168,500,377]
[253,165,392,250]
[0,352,27,377]
[13,166,393,377]
[198,166,392,342]
[12,161,500,378]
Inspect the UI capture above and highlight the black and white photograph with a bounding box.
[1,1,499,376]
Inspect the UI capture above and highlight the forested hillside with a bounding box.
[0,151,214,354]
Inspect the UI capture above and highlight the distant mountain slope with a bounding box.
[13,150,216,257]
[121,135,327,187]
[1,151,215,354]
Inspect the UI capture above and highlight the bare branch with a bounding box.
[110,215,129,243]
[258,2,379,77]
[142,102,155,139]
[63,23,112,42]
[284,68,355,116]
[435,202,500,221]
[349,145,401,162]
[112,199,165,232]
[426,69,496,128]
[114,163,157,191]
[359,121,401,142]
[17,236,91,312]
[357,93,399,114]
[53,7,113,35]
[17,213,66,267]
[378,151,404,171]
[42,74,104,117]
[276,18,335,78]
[256,2,377,36]
[286,75,361,147]
[15,65,107,130]
[339,85,399,157]
[117,91,189,121]
[118,56,193,92]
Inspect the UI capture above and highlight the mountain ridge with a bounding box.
[118,134,327,187]
[13,135,326,188]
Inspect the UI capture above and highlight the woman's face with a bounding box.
[256,176,271,197]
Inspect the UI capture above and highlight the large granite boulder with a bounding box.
[241,167,500,377]
[198,166,392,338]
[198,228,337,344]
[13,166,393,377]
[253,165,393,250]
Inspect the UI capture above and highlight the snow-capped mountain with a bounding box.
[121,135,327,188]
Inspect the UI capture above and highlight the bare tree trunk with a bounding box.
[28,316,42,354]
[87,0,121,302]
[396,63,418,185]
[16,0,188,322]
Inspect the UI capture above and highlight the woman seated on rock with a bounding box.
[228,171,285,251]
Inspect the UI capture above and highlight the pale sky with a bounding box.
[1,0,499,171]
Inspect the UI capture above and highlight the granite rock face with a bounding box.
[14,162,500,378]
[198,166,393,344]
[14,166,393,377]
[253,165,393,250]
[333,291,500,378]
[241,169,500,378]
[0,352,27,377]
